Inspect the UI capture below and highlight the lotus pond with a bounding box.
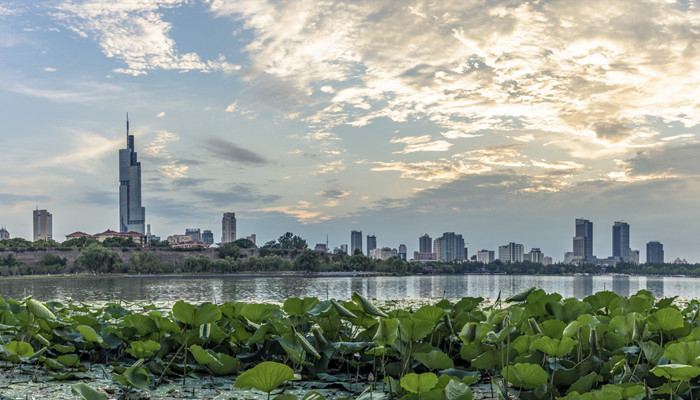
[1,288,699,400]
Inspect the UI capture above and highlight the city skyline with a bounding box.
[2,2,700,261]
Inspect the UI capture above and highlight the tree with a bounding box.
[75,244,123,274]
[234,238,256,249]
[349,253,373,271]
[294,250,320,273]
[277,232,307,250]
[36,254,67,268]
[61,237,98,248]
[218,243,241,259]
[128,253,160,274]
[103,236,138,248]
[32,240,59,248]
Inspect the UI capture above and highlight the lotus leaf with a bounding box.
[444,379,473,400]
[502,363,548,390]
[413,305,444,324]
[302,391,327,400]
[399,317,435,342]
[414,349,454,370]
[71,382,108,400]
[26,298,56,320]
[352,292,388,318]
[330,299,358,319]
[296,332,321,359]
[207,352,239,376]
[506,286,535,302]
[651,364,700,380]
[57,354,80,367]
[373,317,399,346]
[567,372,602,395]
[173,301,221,326]
[127,340,161,358]
[123,314,158,336]
[77,324,104,344]
[540,319,566,339]
[114,359,150,391]
[652,307,684,332]
[640,341,663,365]
[400,372,438,394]
[664,341,700,366]
[283,297,320,316]
[234,361,298,393]
[189,344,223,366]
[6,341,34,358]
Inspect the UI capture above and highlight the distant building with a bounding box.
[476,250,495,264]
[573,218,593,261]
[370,247,396,260]
[630,250,640,264]
[167,234,193,244]
[334,244,348,255]
[0,227,9,240]
[186,228,201,243]
[66,229,145,246]
[419,234,432,253]
[529,248,543,264]
[33,209,52,242]
[246,234,256,245]
[314,243,328,252]
[202,230,214,245]
[119,115,146,234]
[673,257,688,264]
[366,234,377,257]
[498,242,524,263]
[543,256,553,266]
[437,232,465,262]
[413,251,436,261]
[222,213,236,243]
[612,221,631,262]
[433,237,442,261]
[398,244,407,260]
[646,241,664,263]
[564,252,575,264]
[351,230,362,255]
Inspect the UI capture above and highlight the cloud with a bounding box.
[253,201,330,224]
[158,162,188,178]
[80,191,116,207]
[43,67,57,72]
[315,160,345,174]
[611,143,700,181]
[0,192,52,208]
[225,101,238,112]
[202,138,268,165]
[145,130,179,159]
[30,130,123,173]
[195,184,281,206]
[316,189,350,199]
[156,111,165,117]
[53,0,235,75]
[8,81,124,103]
[369,160,491,182]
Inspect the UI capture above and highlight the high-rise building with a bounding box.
[529,248,543,264]
[438,232,465,262]
[419,234,432,253]
[573,218,593,261]
[0,227,9,240]
[476,250,494,264]
[202,230,214,245]
[119,114,146,234]
[612,221,630,262]
[186,228,201,243]
[498,242,524,263]
[366,235,377,257]
[398,244,407,260]
[351,230,362,255]
[33,209,53,242]
[630,250,640,264]
[222,212,236,243]
[646,241,664,264]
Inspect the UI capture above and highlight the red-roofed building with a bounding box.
[65,229,146,247]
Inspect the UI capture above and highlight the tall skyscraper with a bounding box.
[350,230,362,255]
[202,230,214,245]
[573,218,593,261]
[366,234,377,257]
[33,209,52,242]
[419,234,432,253]
[398,244,407,260]
[646,241,664,263]
[612,221,630,262]
[438,232,465,262]
[186,228,201,242]
[476,250,494,263]
[119,114,146,234]
[529,248,543,264]
[222,212,236,243]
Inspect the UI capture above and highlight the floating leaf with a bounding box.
[113,359,150,391]
[234,361,298,393]
[127,340,161,359]
[502,363,548,390]
[173,301,221,326]
[207,352,239,376]
[6,341,34,358]
[71,382,108,400]
[414,350,454,370]
[400,372,438,394]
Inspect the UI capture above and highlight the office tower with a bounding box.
[438,232,465,262]
[498,242,524,263]
[573,218,593,261]
[33,209,52,242]
[366,234,377,257]
[222,212,236,243]
[350,230,362,255]
[398,244,407,260]
[543,256,553,266]
[630,250,640,264]
[419,234,432,253]
[0,227,9,240]
[477,250,494,263]
[433,237,442,260]
[529,248,543,264]
[646,241,664,263]
[202,230,214,245]
[185,228,201,242]
[612,221,630,261]
[119,114,146,234]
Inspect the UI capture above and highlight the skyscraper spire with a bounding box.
[126,112,129,141]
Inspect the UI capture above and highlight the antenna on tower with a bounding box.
[126,112,130,137]
[326,234,329,249]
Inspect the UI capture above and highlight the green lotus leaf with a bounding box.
[566,372,602,395]
[330,299,358,319]
[502,363,548,390]
[234,361,298,393]
[42,356,66,370]
[113,359,150,391]
[207,352,239,376]
[27,299,56,320]
[352,292,388,318]
[6,341,34,358]
[532,336,577,358]
[173,301,221,326]
[123,314,158,336]
[444,379,473,400]
[373,317,399,346]
[295,332,321,359]
[413,305,444,324]
[664,341,700,366]
[399,317,435,342]
[189,344,223,366]
[562,321,581,339]
[651,364,700,380]
[400,372,438,394]
[652,307,684,332]
[53,344,75,354]
[71,382,108,400]
[283,297,320,317]
[57,354,80,367]
[127,340,161,359]
[241,303,279,324]
[540,319,566,339]
[302,391,327,400]
[414,350,454,370]
[506,286,535,302]
[77,325,104,344]
[640,340,664,365]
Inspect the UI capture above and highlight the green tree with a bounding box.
[218,243,241,259]
[294,249,320,273]
[102,236,138,248]
[32,239,59,248]
[0,238,33,248]
[234,238,256,249]
[349,252,373,271]
[128,252,161,274]
[277,232,307,250]
[36,253,67,268]
[75,244,123,274]
[61,236,98,248]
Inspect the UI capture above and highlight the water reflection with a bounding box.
[0,274,698,303]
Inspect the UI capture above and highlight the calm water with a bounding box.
[0,274,698,303]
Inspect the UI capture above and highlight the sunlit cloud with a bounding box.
[315,160,345,174]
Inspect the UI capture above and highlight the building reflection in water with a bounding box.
[572,275,594,298]
[611,276,630,298]
[645,277,664,298]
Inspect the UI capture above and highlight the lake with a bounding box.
[0,274,698,303]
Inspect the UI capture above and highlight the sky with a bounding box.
[1,0,700,262]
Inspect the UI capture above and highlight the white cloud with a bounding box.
[225,101,238,112]
[144,130,179,159]
[43,67,57,72]
[156,111,165,117]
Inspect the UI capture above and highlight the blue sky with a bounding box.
[1,0,700,262]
